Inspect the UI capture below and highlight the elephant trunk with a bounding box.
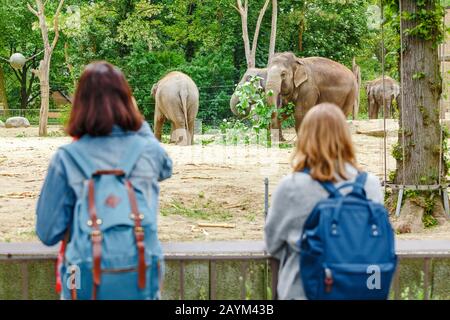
[230,92,251,118]
[230,93,240,116]
[265,72,282,129]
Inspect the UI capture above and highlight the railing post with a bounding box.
[423,258,431,300]
[210,260,216,300]
[179,260,185,300]
[269,258,279,300]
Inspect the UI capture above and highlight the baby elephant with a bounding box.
[152,71,199,145]
[365,76,400,119]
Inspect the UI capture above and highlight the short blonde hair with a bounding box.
[292,103,358,181]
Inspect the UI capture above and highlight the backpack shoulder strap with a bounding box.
[351,171,368,196]
[60,143,96,179]
[302,168,340,197]
[117,136,148,177]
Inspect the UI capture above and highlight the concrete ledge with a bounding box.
[1,240,449,260]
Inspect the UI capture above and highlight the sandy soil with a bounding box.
[0,121,449,242]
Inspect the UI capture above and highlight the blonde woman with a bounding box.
[264,103,383,300]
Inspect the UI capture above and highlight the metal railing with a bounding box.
[0,240,449,300]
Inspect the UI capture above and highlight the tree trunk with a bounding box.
[0,66,8,112]
[395,0,442,185]
[392,0,444,233]
[38,60,50,137]
[28,0,64,137]
[20,66,29,109]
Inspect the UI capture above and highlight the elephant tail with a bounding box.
[352,58,361,120]
[179,88,190,144]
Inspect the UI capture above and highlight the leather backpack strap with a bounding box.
[88,179,102,300]
[125,180,146,289]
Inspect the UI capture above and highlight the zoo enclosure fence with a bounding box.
[0,109,64,125]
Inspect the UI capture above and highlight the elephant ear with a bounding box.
[151,83,158,97]
[294,59,308,88]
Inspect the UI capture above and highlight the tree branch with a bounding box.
[268,0,277,62]
[51,0,65,51]
[27,91,41,105]
[250,0,270,67]
[12,67,22,82]
[27,2,39,17]
[236,0,252,68]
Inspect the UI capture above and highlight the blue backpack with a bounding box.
[299,170,397,300]
[59,137,162,300]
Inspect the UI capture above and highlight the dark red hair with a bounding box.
[67,61,143,137]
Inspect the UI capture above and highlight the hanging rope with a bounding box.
[381,0,387,190]
[399,0,406,187]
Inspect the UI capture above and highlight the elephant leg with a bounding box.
[294,106,308,135]
[294,92,318,135]
[172,115,189,146]
[188,118,195,145]
[154,108,166,142]
[386,98,394,119]
[375,101,381,119]
[368,98,377,119]
[343,91,356,119]
[169,122,177,143]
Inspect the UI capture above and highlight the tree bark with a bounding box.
[392,0,444,233]
[395,0,442,185]
[20,66,29,109]
[268,0,277,62]
[0,66,8,112]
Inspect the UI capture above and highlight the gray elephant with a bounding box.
[152,71,199,146]
[265,52,359,137]
[365,76,400,119]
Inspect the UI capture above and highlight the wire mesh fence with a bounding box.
[0,109,64,125]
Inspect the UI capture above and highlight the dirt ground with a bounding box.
[0,120,449,243]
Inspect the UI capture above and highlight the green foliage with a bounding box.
[392,142,404,161]
[161,199,233,221]
[0,0,405,127]
[413,72,426,80]
[235,76,275,133]
[401,0,446,44]
[442,125,450,176]
[221,75,276,145]
[388,169,397,182]
[403,189,440,229]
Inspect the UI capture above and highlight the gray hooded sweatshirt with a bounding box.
[264,164,383,300]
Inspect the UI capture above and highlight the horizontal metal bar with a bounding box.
[1,240,450,261]
[164,255,270,261]
[382,183,450,191]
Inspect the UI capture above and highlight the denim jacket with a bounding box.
[36,121,173,246]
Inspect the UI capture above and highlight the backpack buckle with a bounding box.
[324,268,333,293]
[91,230,102,240]
[135,226,144,236]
